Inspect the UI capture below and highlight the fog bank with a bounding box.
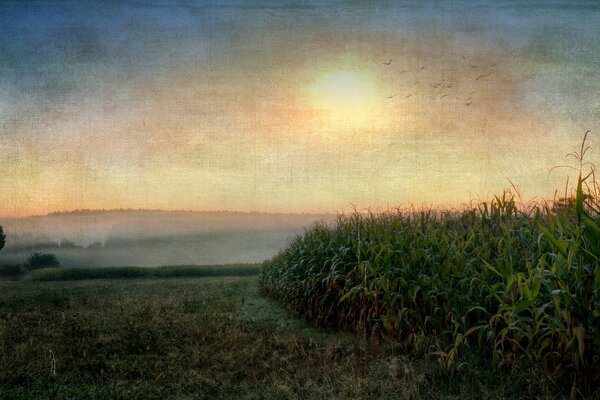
[0,210,334,267]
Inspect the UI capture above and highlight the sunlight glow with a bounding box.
[306,69,383,128]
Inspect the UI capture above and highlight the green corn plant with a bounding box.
[260,133,599,394]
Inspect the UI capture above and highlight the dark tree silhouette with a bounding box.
[25,252,60,270]
[0,226,5,252]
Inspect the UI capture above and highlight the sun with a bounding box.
[306,69,383,128]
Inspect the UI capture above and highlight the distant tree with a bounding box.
[59,239,81,249]
[0,226,5,252]
[87,241,103,250]
[25,252,60,270]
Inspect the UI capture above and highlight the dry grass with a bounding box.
[0,276,546,399]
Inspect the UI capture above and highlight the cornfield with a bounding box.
[261,136,599,394]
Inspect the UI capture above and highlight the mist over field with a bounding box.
[0,210,333,267]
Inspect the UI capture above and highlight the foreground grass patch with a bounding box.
[24,264,260,281]
[0,276,548,399]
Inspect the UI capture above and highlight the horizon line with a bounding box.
[0,207,340,220]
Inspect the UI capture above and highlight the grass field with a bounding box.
[0,275,561,400]
[24,264,261,281]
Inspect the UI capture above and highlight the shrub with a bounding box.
[25,252,61,270]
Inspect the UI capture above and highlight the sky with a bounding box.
[1,0,599,217]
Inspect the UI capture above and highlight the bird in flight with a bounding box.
[476,73,490,80]
[440,94,449,99]
[387,94,395,99]
[383,59,392,65]
[419,66,425,70]
[404,94,413,98]
[465,101,473,106]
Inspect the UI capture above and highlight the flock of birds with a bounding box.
[381,57,497,106]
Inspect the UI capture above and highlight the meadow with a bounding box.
[0,275,563,399]
[23,264,260,281]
